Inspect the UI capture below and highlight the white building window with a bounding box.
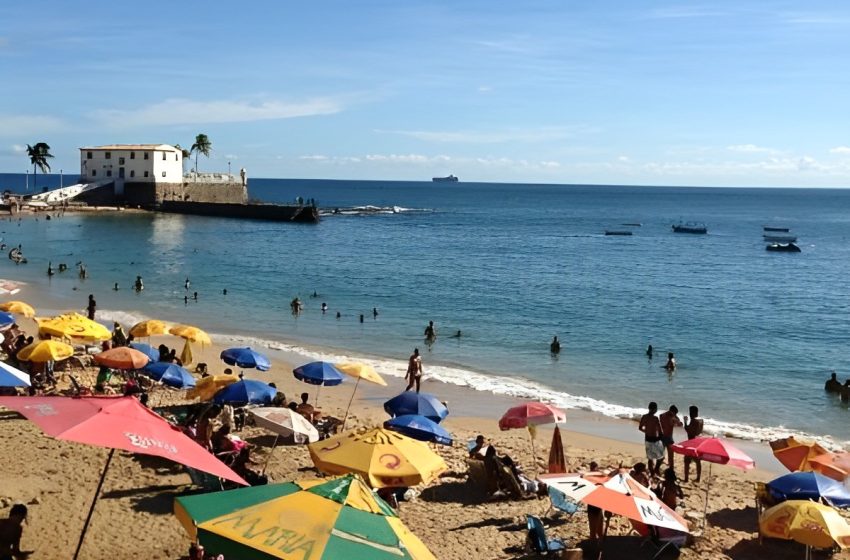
[105,152,111,160]
[119,157,125,165]
[175,153,178,161]
[106,170,112,177]
[87,151,92,159]
[162,171,166,177]
[162,152,166,161]
[91,169,96,177]
[130,152,135,160]
[130,170,135,178]
[144,171,149,178]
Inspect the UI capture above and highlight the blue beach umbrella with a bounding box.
[292,361,345,386]
[143,361,196,389]
[384,392,449,423]
[220,347,271,371]
[0,360,30,387]
[384,414,453,446]
[766,471,850,508]
[129,342,160,363]
[212,379,276,405]
[0,311,15,328]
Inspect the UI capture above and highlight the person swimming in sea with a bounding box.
[450,330,462,338]
[134,275,144,291]
[646,344,653,359]
[665,352,676,371]
[550,336,561,354]
[185,277,190,290]
[321,302,328,314]
[47,262,54,276]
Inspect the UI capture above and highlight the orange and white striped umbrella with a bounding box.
[539,470,690,533]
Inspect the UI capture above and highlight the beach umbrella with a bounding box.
[308,427,448,488]
[16,339,74,362]
[250,407,319,474]
[0,360,30,387]
[168,324,211,346]
[383,392,449,423]
[129,319,170,338]
[760,500,850,557]
[220,347,271,371]
[293,361,345,406]
[540,470,690,534]
[143,362,196,389]
[766,471,850,508]
[671,437,754,528]
[186,374,239,401]
[93,347,151,370]
[499,402,566,474]
[548,426,567,474]
[0,311,16,327]
[335,362,387,429]
[128,342,160,362]
[770,437,830,473]
[212,379,276,406]
[384,414,453,445]
[37,313,111,342]
[808,452,850,483]
[174,473,437,560]
[0,395,247,560]
[0,300,35,317]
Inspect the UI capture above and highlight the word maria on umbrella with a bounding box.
[23,404,58,416]
[124,432,178,454]
[210,513,315,559]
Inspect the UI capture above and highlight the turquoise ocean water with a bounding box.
[3,173,850,444]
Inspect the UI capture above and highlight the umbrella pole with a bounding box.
[73,448,115,560]
[528,429,537,476]
[261,434,280,476]
[341,378,361,430]
[702,463,713,530]
[316,384,322,407]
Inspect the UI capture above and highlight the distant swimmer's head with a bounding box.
[648,402,658,413]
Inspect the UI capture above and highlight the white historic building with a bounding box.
[79,144,183,184]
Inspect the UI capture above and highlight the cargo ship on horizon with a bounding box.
[432,174,459,182]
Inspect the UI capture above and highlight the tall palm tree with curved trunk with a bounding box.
[190,134,212,173]
[26,142,54,191]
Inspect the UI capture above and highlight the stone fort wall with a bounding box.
[123,180,247,206]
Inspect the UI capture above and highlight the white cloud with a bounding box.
[726,144,778,154]
[617,155,631,163]
[0,115,65,137]
[223,154,238,160]
[647,7,730,19]
[375,126,587,144]
[478,86,493,93]
[296,152,561,172]
[829,146,850,155]
[91,96,343,127]
[299,155,329,161]
[11,144,26,154]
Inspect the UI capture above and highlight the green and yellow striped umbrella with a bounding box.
[174,473,436,560]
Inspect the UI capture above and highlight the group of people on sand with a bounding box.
[639,401,704,482]
[825,371,850,401]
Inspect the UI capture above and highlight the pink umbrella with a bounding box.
[499,402,566,474]
[0,396,247,559]
[671,437,755,528]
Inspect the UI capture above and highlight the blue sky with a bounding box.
[2,1,850,186]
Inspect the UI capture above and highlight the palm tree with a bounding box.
[174,143,192,173]
[190,134,212,173]
[26,142,53,191]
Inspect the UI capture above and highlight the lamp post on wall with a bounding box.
[60,169,63,188]
[228,161,231,179]
[25,170,28,192]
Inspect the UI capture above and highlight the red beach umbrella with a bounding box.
[498,401,566,430]
[671,437,754,528]
[93,346,151,370]
[498,402,566,474]
[0,396,247,559]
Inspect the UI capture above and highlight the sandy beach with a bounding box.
[1,316,847,560]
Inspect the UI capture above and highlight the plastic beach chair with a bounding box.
[526,514,566,556]
[547,485,580,517]
[635,521,687,560]
[184,466,224,492]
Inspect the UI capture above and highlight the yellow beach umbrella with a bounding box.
[174,474,437,559]
[186,374,239,401]
[169,324,211,346]
[335,362,388,429]
[36,313,111,342]
[129,319,170,338]
[308,427,447,488]
[17,340,75,362]
[760,500,850,550]
[0,301,35,317]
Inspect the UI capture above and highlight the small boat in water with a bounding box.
[432,175,459,182]
[605,230,633,236]
[763,226,790,232]
[763,234,797,242]
[672,222,707,234]
[766,242,801,253]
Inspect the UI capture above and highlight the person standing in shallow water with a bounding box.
[550,336,561,354]
[665,352,676,371]
[405,348,423,393]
